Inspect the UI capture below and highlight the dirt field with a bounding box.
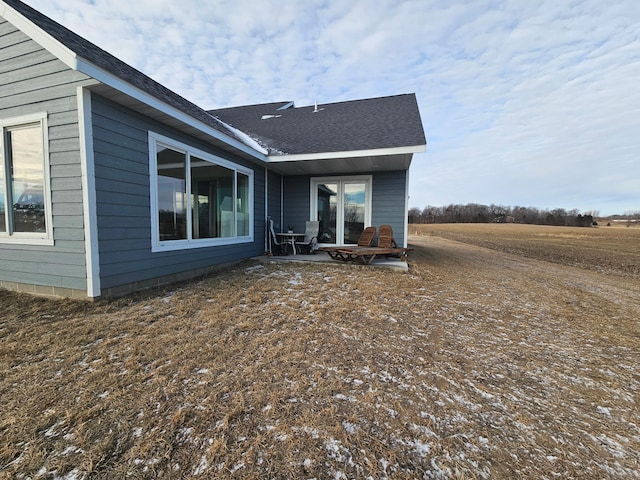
[1,224,639,479]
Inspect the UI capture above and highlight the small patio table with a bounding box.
[277,232,306,255]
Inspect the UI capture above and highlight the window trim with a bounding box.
[310,175,372,246]
[0,112,53,246]
[148,131,254,252]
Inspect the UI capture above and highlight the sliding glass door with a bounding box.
[312,176,371,245]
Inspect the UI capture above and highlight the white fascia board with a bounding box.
[1,2,79,67]
[266,144,426,162]
[1,2,266,162]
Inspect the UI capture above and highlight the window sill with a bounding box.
[152,236,254,253]
[0,236,54,246]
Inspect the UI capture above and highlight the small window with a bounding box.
[0,114,52,244]
[149,132,253,251]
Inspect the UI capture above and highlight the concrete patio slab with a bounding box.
[253,251,409,271]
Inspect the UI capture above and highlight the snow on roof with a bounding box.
[213,117,268,155]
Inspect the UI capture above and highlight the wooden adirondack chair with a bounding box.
[318,226,376,261]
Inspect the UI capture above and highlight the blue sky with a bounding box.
[25,0,640,216]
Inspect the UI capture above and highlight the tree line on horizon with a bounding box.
[408,204,597,227]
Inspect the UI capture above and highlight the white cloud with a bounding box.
[21,0,640,215]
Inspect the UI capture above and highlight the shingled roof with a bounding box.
[3,0,426,164]
[1,0,245,147]
[209,94,426,156]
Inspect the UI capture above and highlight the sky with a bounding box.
[23,0,640,216]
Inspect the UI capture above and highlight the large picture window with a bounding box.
[149,132,253,251]
[0,113,52,244]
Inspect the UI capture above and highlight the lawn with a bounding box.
[1,224,639,479]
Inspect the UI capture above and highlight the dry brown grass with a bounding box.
[1,223,639,479]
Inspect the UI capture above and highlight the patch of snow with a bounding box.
[81,338,103,348]
[379,457,389,475]
[596,405,611,415]
[193,455,208,475]
[410,423,437,438]
[293,426,320,438]
[342,421,357,434]
[44,421,64,438]
[334,393,357,403]
[60,445,83,456]
[196,368,209,374]
[410,439,431,456]
[466,380,495,399]
[324,438,346,462]
[161,293,175,303]
[213,117,269,155]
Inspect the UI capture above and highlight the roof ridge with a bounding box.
[303,93,416,109]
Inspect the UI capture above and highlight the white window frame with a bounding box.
[310,175,372,246]
[0,112,53,246]
[149,131,254,252]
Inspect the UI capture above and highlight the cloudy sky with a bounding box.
[24,0,640,215]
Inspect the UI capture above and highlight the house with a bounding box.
[0,0,426,299]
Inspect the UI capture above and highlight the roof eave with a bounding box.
[266,144,426,163]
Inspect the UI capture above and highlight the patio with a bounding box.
[254,250,409,271]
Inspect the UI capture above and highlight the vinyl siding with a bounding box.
[282,176,310,233]
[0,17,93,293]
[371,170,407,246]
[91,94,266,294]
[266,169,282,229]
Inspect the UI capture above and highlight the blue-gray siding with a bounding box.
[371,170,407,247]
[282,176,310,233]
[0,17,92,292]
[91,94,266,292]
[266,169,282,230]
